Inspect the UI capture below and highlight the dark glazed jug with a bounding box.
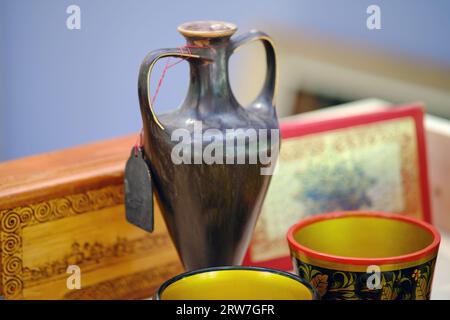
[137,21,279,270]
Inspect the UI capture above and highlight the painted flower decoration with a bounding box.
[412,269,421,281]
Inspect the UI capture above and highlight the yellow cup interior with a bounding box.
[160,269,314,300]
[293,215,434,259]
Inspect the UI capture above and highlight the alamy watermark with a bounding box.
[366,265,382,290]
[170,121,279,175]
[367,4,381,30]
[66,5,81,30]
[66,265,81,290]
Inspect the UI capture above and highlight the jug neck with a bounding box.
[183,37,236,114]
[177,21,239,115]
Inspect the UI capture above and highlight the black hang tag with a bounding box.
[124,146,154,232]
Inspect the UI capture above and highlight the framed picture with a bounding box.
[244,104,431,270]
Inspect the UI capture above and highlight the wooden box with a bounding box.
[0,135,182,299]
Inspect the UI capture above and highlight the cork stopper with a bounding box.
[178,21,237,38]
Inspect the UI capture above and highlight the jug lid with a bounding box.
[178,20,237,38]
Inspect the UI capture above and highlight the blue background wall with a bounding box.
[1,0,449,161]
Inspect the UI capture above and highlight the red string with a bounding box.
[136,44,219,152]
[134,128,143,157]
[151,45,200,105]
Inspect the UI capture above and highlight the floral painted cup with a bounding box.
[287,211,440,300]
[155,266,320,300]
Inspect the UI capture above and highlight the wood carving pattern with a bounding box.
[63,261,183,299]
[0,185,125,299]
[2,185,124,228]
[22,234,169,284]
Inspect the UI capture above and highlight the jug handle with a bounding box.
[138,49,202,130]
[229,30,277,107]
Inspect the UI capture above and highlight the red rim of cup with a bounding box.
[287,211,441,266]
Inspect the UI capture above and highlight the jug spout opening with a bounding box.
[178,20,237,40]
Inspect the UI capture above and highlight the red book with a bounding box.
[243,102,431,270]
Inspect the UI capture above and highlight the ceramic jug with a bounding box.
[137,21,279,270]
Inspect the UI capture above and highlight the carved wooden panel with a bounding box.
[0,135,182,299]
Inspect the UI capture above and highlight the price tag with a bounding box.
[124,147,154,232]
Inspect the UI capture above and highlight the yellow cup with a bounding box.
[287,211,441,300]
[155,266,320,300]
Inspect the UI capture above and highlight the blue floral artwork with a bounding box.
[296,161,377,216]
